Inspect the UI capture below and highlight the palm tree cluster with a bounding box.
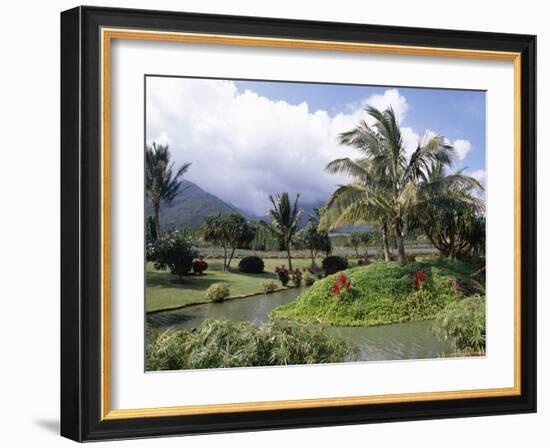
[320,106,484,265]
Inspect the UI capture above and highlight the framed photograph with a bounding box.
[60,6,536,441]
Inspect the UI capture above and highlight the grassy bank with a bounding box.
[147,257,323,312]
[271,259,485,327]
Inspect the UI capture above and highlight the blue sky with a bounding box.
[236,80,486,176]
[147,76,486,215]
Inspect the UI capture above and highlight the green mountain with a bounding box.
[148,180,373,233]
[147,179,250,229]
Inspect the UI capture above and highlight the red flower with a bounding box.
[414,271,426,289]
[331,273,351,296]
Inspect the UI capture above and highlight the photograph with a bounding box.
[144,76,487,371]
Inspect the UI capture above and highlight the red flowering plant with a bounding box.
[414,271,426,289]
[331,273,352,297]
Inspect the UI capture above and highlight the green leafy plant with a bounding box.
[205,283,230,302]
[146,230,198,280]
[261,280,279,294]
[303,273,316,286]
[146,319,358,370]
[432,295,486,355]
[238,255,265,274]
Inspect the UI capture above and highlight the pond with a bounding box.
[147,288,453,362]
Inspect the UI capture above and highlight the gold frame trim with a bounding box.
[100,28,522,420]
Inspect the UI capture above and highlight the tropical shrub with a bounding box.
[146,230,198,280]
[275,266,290,286]
[303,273,316,286]
[432,295,486,355]
[145,319,358,370]
[272,259,484,326]
[291,269,303,287]
[322,256,349,275]
[238,255,265,274]
[192,257,208,275]
[205,283,230,302]
[261,280,279,293]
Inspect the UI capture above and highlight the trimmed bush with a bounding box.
[303,273,316,286]
[146,319,358,370]
[261,280,279,293]
[205,283,230,302]
[238,255,265,274]
[192,258,208,275]
[322,256,349,275]
[275,266,290,286]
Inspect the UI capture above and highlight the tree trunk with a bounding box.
[227,247,236,271]
[395,219,407,266]
[310,249,315,267]
[223,246,228,272]
[153,204,161,239]
[381,221,391,262]
[286,240,293,270]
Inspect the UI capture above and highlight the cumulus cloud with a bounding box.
[146,78,472,216]
[452,139,472,161]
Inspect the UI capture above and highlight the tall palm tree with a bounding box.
[145,142,191,238]
[335,106,456,265]
[268,192,302,270]
[320,157,392,261]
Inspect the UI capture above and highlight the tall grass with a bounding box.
[146,319,358,370]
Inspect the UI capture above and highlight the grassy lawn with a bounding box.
[146,257,321,312]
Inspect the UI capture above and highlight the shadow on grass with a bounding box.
[147,272,227,290]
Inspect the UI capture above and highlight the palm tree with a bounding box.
[145,142,191,238]
[335,106,457,265]
[268,192,302,270]
[320,157,392,261]
[409,162,485,258]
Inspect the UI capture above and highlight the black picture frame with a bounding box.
[61,5,536,442]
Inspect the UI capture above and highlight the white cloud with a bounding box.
[470,169,486,182]
[146,78,474,216]
[468,169,486,200]
[362,88,409,123]
[452,139,472,161]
